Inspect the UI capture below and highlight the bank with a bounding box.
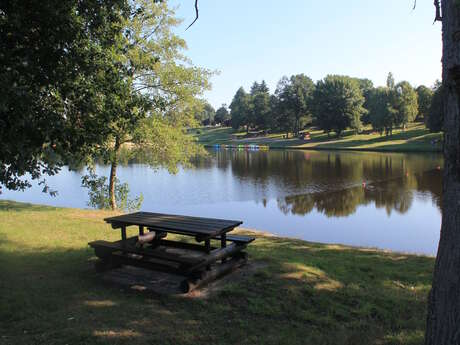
[0,200,433,345]
[193,123,443,153]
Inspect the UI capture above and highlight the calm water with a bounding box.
[1,149,443,255]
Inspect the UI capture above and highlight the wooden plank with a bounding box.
[111,215,237,232]
[214,234,255,244]
[122,211,242,226]
[89,240,204,266]
[154,239,217,252]
[108,220,235,236]
[110,251,183,273]
[104,212,242,236]
[105,212,240,227]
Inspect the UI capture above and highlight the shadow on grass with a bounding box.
[0,234,433,345]
[0,200,56,212]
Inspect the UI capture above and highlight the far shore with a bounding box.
[193,122,443,153]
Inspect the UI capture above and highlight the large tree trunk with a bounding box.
[425,2,460,344]
[108,137,121,210]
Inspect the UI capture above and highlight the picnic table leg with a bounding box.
[221,233,227,263]
[121,226,127,253]
[205,238,211,270]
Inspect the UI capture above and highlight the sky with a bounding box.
[170,0,442,109]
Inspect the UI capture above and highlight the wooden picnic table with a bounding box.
[89,212,254,292]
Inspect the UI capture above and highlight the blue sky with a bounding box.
[170,0,442,109]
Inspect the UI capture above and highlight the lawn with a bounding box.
[193,123,443,153]
[0,200,434,345]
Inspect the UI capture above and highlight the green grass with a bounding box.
[0,200,434,345]
[194,123,443,153]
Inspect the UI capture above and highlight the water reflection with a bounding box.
[196,149,442,218]
[277,169,441,218]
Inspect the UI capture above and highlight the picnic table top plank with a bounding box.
[104,212,243,237]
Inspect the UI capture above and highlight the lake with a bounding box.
[1,149,443,255]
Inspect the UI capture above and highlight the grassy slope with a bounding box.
[193,123,443,152]
[0,201,434,345]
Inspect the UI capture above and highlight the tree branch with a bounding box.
[185,0,199,30]
[433,0,442,23]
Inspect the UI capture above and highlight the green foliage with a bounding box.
[0,0,129,192]
[353,78,374,124]
[274,74,315,136]
[368,87,397,135]
[426,83,443,132]
[230,87,251,130]
[81,172,143,212]
[275,76,297,135]
[195,101,216,125]
[386,72,395,89]
[313,75,366,136]
[90,0,212,209]
[215,104,231,125]
[416,85,434,121]
[394,81,418,129]
[251,81,272,130]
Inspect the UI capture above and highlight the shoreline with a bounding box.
[0,200,436,258]
[195,123,443,154]
[203,144,442,154]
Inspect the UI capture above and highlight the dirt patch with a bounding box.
[98,260,268,297]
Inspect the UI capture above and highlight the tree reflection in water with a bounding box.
[194,149,442,218]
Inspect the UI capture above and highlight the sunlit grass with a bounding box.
[194,123,442,152]
[0,200,434,345]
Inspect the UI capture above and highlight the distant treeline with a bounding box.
[194,73,443,136]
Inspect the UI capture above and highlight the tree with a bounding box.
[0,0,129,193]
[416,85,434,122]
[425,1,460,343]
[394,81,418,129]
[353,78,374,124]
[250,80,272,130]
[274,76,296,137]
[274,74,315,136]
[215,104,231,125]
[368,87,397,136]
[94,0,211,209]
[313,75,366,137]
[426,82,443,132]
[195,101,215,125]
[386,72,395,89]
[229,87,251,130]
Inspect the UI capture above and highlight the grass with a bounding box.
[0,200,434,345]
[193,123,443,153]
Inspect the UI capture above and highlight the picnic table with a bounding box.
[89,212,254,292]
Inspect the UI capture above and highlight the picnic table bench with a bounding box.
[89,212,254,292]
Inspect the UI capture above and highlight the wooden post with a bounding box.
[181,252,248,293]
[186,242,247,274]
[121,226,127,241]
[220,233,227,248]
[221,233,227,263]
[205,238,211,270]
[121,226,127,253]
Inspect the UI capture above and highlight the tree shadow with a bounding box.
[313,128,429,149]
